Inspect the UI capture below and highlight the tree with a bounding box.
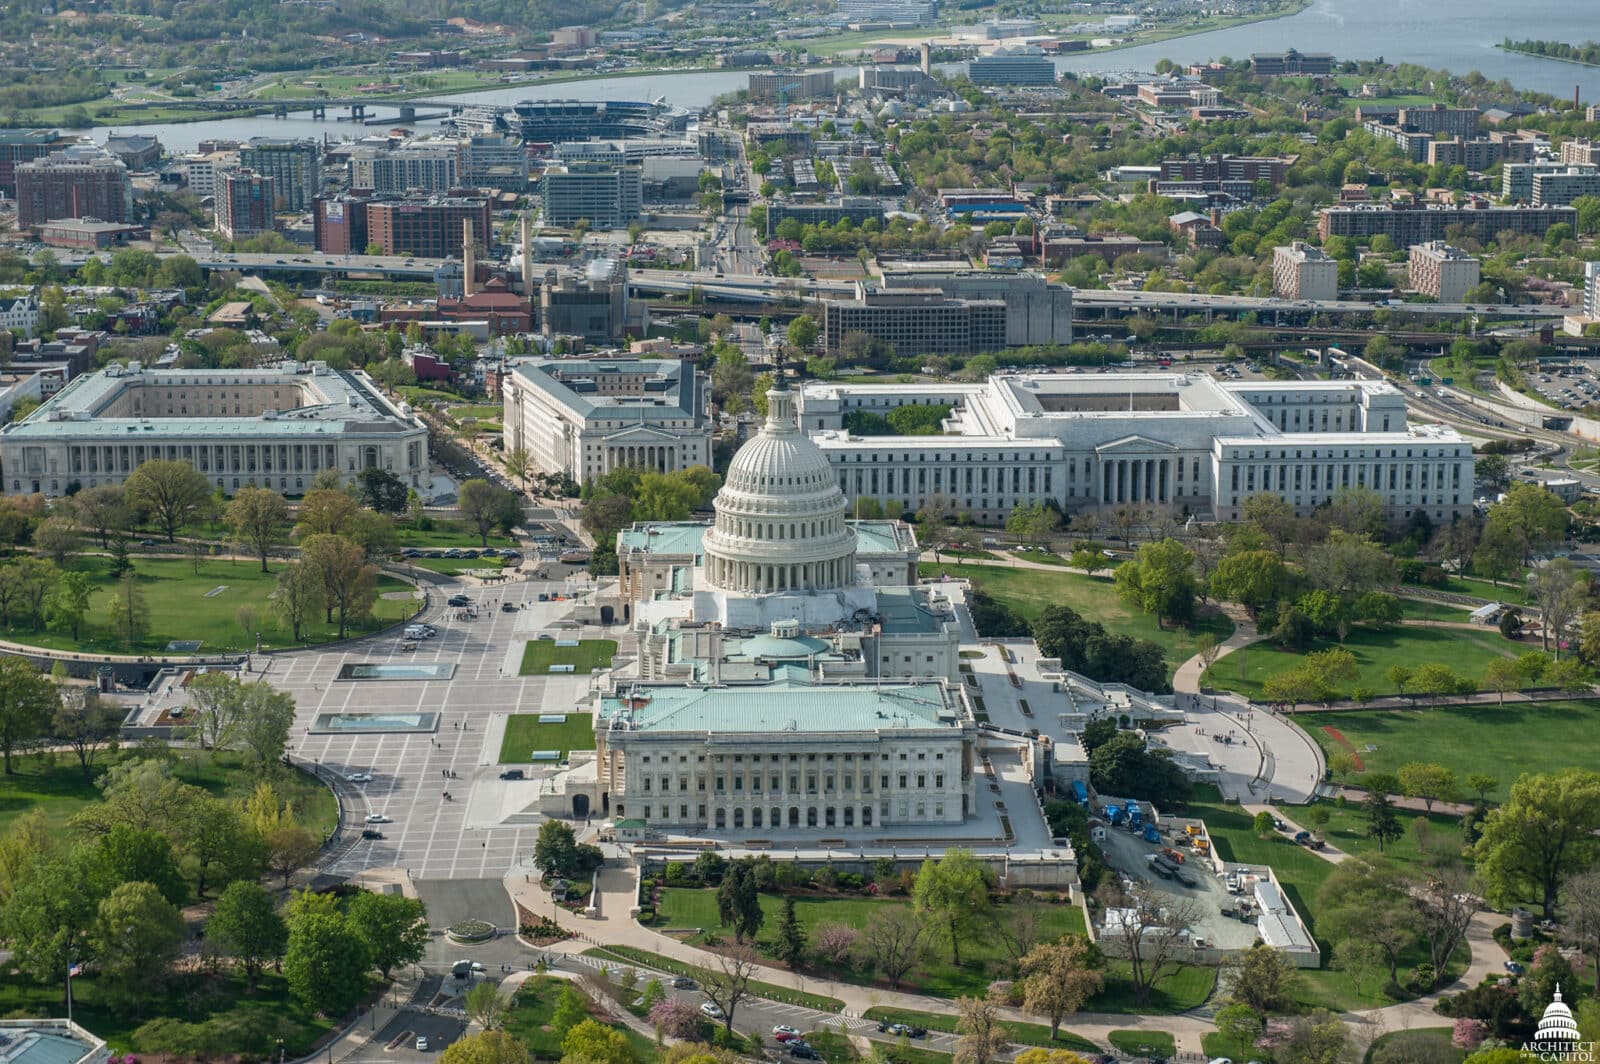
[774,895,806,965]
[93,823,187,906]
[503,449,534,492]
[1398,762,1458,813]
[207,881,287,989]
[459,479,518,547]
[0,657,57,774]
[534,819,580,877]
[1207,550,1288,613]
[294,488,360,538]
[1228,942,1301,1013]
[1113,538,1196,624]
[346,890,428,978]
[1533,558,1588,657]
[1253,810,1276,837]
[273,561,322,642]
[561,1020,637,1064]
[1018,937,1104,1040]
[913,848,992,966]
[224,487,289,573]
[53,686,120,779]
[954,993,1006,1064]
[1241,492,1298,555]
[1094,879,1201,1006]
[301,533,377,637]
[1476,454,1512,494]
[1386,663,1414,698]
[1467,774,1500,803]
[106,571,149,646]
[33,516,78,565]
[1413,862,1480,986]
[1,845,103,988]
[1483,658,1523,704]
[47,570,92,641]
[715,860,763,944]
[1364,790,1403,852]
[1559,867,1600,992]
[649,996,704,1041]
[64,484,129,549]
[1088,730,1193,807]
[91,881,185,1008]
[236,681,296,767]
[860,906,928,988]
[444,1031,531,1064]
[697,944,758,1034]
[284,904,370,1015]
[1474,769,1600,918]
[551,985,590,1036]
[125,459,212,542]
[183,796,264,898]
[1485,483,1569,566]
[265,823,321,889]
[356,468,409,515]
[188,671,244,751]
[1306,530,1393,598]
[785,315,819,353]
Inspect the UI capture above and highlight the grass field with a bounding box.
[406,556,507,575]
[504,975,660,1062]
[861,1007,1101,1054]
[1301,700,1600,801]
[390,518,515,549]
[654,889,1209,1011]
[0,555,415,654]
[584,946,844,1011]
[1107,1031,1175,1058]
[1363,1029,1464,1063]
[519,638,617,676]
[916,562,1234,670]
[0,749,338,838]
[1184,785,1462,1011]
[500,713,597,761]
[1200,623,1517,702]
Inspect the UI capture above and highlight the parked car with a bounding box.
[773,1027,801,1040]
[1505,960,1525,975]
[139,539,156,547]
[502,602,518,612]
[448,595,471,607]
[499,769,526,781]
[416,1037,429,1052]
[699,1002,724,1019]
[361,829,384,840]
[364,814,392,824]
[348,772,373,783]
[670,976,696,989]
[789,1047,818,1060]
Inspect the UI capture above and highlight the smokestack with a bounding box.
[462,218,476,298]
[1577,85,1583,112]
[920,42,931,75]
[520,210,534,297]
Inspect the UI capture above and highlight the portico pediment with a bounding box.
[1095,434,1178,455]
[602,425,686,444]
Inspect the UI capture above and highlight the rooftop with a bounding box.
[0,1019,107,1064]
[510,357,700,421]
[599,677,963,736]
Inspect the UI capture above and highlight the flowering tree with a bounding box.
[648,996,704,1041]
[1453,1018,1488,1051]
[814,923,858,966]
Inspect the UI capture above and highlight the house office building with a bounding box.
[822,286,1008,356]
[877,270,1073,347]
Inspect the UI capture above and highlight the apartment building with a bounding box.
[967,53,1057,86]
[747,70,836,102]
[215,169,276,238]
[1249,49,1333,76]
[1531,166,1600,207]
[1272,242,1339,301]
[0,129,74,196]
[14,147,133,227]
[237,138,321,211]
[1408,241,1480,303]
[1562,139,1600,167]
[1317,202,1578,243]
[364,195,490,256]
[350,145,458,193]
[1158,153,1295,185]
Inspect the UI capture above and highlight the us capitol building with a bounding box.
[587,380,976,835]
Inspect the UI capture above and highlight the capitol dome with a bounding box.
[702,380,857,595]
[1535,986,1581,1045]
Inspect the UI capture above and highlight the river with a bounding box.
[61,0,1600,152]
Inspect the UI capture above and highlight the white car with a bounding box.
[700,1002,724,1019]
[773,1026,800,1038]
[364,814,392,824]
[416,1037,429,1052]
[348,772,373,783]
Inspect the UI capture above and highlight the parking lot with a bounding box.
[1093,815,1261,952]
[1529,365,1600,410]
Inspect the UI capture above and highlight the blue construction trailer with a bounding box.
[1072,780,1089,806]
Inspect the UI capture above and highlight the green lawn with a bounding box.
[519,638,617,676]
[0,555,416,654]
[1107,1031,1175,1058]
[916,562,1234,671]
[1300,700,1600,802]
[447,404,504,422]
[1395,598,1474,623]
[583,946,844,1011]
[504,975,660,1062]
[861,1008,1100,1054]
[658,890,1085,999]
[500,713,597,762]
[0,749,338,838]
[391,518,515,549]
[1362,1029,1464,1064]
[0,968,350,1056]
[1184,785,1461,1011]
[1200,623,1517,702]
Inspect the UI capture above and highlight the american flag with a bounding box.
[68,963,81,978]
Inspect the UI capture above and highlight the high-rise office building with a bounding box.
[363,196,490,257]
[966,53,1056,86]
[540,164,643,228]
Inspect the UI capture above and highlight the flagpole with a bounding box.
[66,963,73,1025]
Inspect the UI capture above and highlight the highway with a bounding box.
[57,248,450,278]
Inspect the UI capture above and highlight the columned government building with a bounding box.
[797,374,1474,525]
[502,357,712,487]
[0,362,430,498]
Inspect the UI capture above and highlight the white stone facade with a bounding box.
[502,357,711,487]
[797,374,1474,525]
